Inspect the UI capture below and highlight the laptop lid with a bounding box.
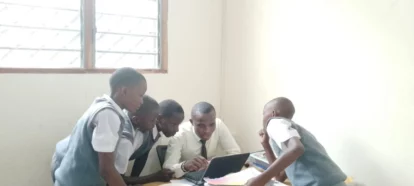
[204,153,250,179]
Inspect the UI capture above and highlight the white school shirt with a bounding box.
[266,118,301,149]
[137,132,171,176]
[163,118,241,178]
[114,122,146,174]
[91,94,125,153]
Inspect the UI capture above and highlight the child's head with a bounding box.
[263,97,295,127]
[129,95,159,132]
[157,99,185,137]
[110,67,147,113]
[190,102,216,141]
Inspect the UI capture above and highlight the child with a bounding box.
[129,99,185,178]
[53,67,147,186]
[52,95,167,185]
[118,96,174,185]
[246,97,347,186]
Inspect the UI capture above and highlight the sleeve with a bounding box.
[91,109,122,152]
[266,118,301,148]
[163,135,186,178]
[217,119,241,155]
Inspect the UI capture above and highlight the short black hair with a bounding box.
[191,102,215,116]
[266,97,295,119]
[109,67,146,94]
[159,99,184,118]
[135,95,159,115]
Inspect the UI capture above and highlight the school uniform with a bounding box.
[54,95,131,186]
[267,117,347,186]
[51,136,70,183]
[163,118,241,178]
[134,133,170,177]
[116,122,159,175]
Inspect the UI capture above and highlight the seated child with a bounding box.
[246,97,347,186]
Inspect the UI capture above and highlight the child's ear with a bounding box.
[131,116,139,124]
[272,110,276,117]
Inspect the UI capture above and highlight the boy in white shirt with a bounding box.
[163,102,241,178]
[246,97,347,186]
[117,95,172,185]
[52,95,166,185]
[131,99,186,177]
[53,67,147,186]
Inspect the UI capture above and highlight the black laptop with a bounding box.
[183,153,250,185]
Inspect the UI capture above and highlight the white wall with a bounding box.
[221,0,414,185]
[0,0,223,185]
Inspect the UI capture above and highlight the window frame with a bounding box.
[0,0,168,74]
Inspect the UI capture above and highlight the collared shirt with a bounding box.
[91,94,125,153]
[163,118,241,178]
[267,118,301,149]
[115,126,159,174]
[136,131,170,176]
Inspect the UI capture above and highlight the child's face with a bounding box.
[191,110,216,141]
[122,80,147,113]
[158,113,185,137]
[132,109,159,132]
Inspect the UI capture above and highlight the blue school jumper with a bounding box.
[51,136,70,183]
[54,96,130,186]
[269,118,347,186]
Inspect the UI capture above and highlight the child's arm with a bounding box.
[259,129,287,182]
[98,152,127,186]
[248,119,303,186]
[262,140,287,182]
[122,169,174,185]
[92,109,127,186]
[248,137,304,186]
[264,137,304,182]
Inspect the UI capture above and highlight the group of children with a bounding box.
[51,67,347,186]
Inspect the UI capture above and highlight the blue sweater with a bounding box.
[269,118,346,186]
[54,96,130,186]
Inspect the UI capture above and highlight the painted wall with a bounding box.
[221,0,414,185]
[0,0,223,185]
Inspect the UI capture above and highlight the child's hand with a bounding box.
[258,129,269,145]
[245,176,266,186]
[184,156,209,171]
[153,169,174,182]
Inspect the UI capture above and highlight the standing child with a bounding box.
[246,97,347,186]
[54,67,147,186]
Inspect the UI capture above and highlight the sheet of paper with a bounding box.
[160,179,194,186]
[204,168,287,186]
[204,168,260,185]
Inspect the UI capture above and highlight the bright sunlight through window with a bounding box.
[0,0,166,73]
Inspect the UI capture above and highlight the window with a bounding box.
[0,0,168,73]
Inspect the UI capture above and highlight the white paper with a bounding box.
[204,168,287,186]
[160,179,194,186]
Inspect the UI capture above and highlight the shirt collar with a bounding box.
[102,94,124,114]
[152,126,159,140]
